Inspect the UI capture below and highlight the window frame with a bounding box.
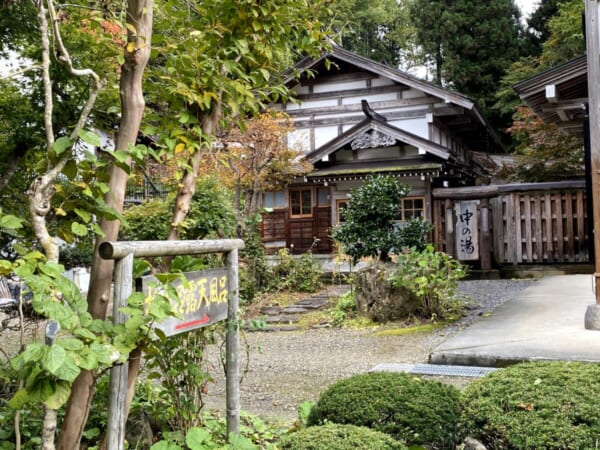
[396,196,426,222]
[289,188,313,218]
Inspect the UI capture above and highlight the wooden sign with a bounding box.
[142,268,229,336]
[455,200,479,261]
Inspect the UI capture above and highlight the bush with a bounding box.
[271,249,323,293]
[279,424,408,450]
[397,217,433,251]
[389,245,467,319]
[461,361,600,449]
[307,372,461,449]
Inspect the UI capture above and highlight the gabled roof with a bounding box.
[288,44,503,151]
[305,115,451,163]
[513,55,587,134]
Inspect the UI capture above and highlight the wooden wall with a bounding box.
[433,181,589,266]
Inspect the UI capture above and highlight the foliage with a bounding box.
[504,106,584,182]
[279,423,408,450]
[58,238,94,270]
[461,361,600,449]
[239,215,271,303]
[408,0,524,122]
[327,0,406,68]
[144,327,219,434]
[539,0,584,68]
[219,113,312,218]
[122,176,237,241]
[271,249,323,293]
[307,372,462,449]
[332,175,410,263]
[389,245,467,319]
[150,411,283,450]
[329,290,357,326]
[397,217,433,252]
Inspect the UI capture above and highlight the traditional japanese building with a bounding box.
[261,45,504,254]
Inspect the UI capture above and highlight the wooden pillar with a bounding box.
[226,248,240,436]
[479,198,492,270]
[585,0,600,303]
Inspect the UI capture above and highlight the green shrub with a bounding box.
[329,291,357,326]
[461,361,600,449]
[397,217,433,251]
[389,244,466,319]
[307,372,461,449]
[271,249,323,293]
[279,423,408,450]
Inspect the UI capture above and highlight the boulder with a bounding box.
[353,263,419,322]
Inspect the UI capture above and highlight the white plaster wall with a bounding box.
[286,98,339,111]
[313,80,366,93]
[371,76,396,87]
[342,92,398,105]
[389,118,428,138]
[288,129,311,154]
[314,126,340,148]
[403,88,426,99]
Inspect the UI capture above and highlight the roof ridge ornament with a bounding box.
[361,99,387,122]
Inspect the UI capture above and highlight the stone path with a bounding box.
[256,285,350,332]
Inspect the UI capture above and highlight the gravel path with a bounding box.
[203,279,535,424]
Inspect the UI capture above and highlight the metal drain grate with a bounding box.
[370,363,498,378]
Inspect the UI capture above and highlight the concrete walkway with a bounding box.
[429,274,600,367]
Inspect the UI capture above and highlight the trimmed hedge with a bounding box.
[278,424,408,450]
[307,372,461,449]
[461,361,600,449]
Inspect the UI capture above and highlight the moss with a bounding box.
[279,424,408,450]
[307,372,461,449]
[372,322,446,337]
[461,361,600,449]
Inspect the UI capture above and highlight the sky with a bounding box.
[516,0,540,18]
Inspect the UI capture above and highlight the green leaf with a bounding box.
[44,381,71,409]
[0,260,12,276]
[8,388,30,410]
[150,442,182,450]
[227,433,257,450]
[53,136,74,156]
[71,222,88,237]
[0,214,24,230]
[73,328,97,341]
[185,427,211,449]
[54,356,80,382]
[57,338,84,351]
[42,345,66,375]
[74,208,92,223]
[78,129,101,147]
[62,158,78,180]
[74,348,99,370]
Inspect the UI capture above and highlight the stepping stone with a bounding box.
[296,298,329,306]
[292,303,326,310]
[282,306,309,314]
[260,306,282,315]
[264,315,300,324]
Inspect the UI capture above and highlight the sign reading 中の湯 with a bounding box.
[142,268,228,337]
[455,200,479,261]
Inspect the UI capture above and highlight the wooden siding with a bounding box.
[261,206,332,254]
[433,182,589,265]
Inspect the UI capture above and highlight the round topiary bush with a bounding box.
[307,372,461,449]
[278,423,408,450]
[461,361,600,449]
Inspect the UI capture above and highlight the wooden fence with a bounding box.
[432,181,590,267]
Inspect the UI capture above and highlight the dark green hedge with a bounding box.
[461,361,600,449]
[307,372,461,449]
[278,424,407,450]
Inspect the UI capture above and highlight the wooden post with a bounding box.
[226,248,240,436]
[585,0,600,328]
[100,239,245,446]
[479,198,492,270]
[106,253,133,450]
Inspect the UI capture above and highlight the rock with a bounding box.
[260,305,283,315]
[353,262,419,322]
[463,437,488,450]
[282,306,309,314]
[125,410,154,449]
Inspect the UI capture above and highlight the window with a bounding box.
[336,199,349,223]
[290,188,312,217]
[317,187,329,206]
[397,197,425,221]
[264,191,285,209]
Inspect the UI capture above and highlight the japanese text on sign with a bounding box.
[142,268,228,337]
[455,200,479,261]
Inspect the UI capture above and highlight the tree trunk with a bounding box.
[56,1,154,447]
